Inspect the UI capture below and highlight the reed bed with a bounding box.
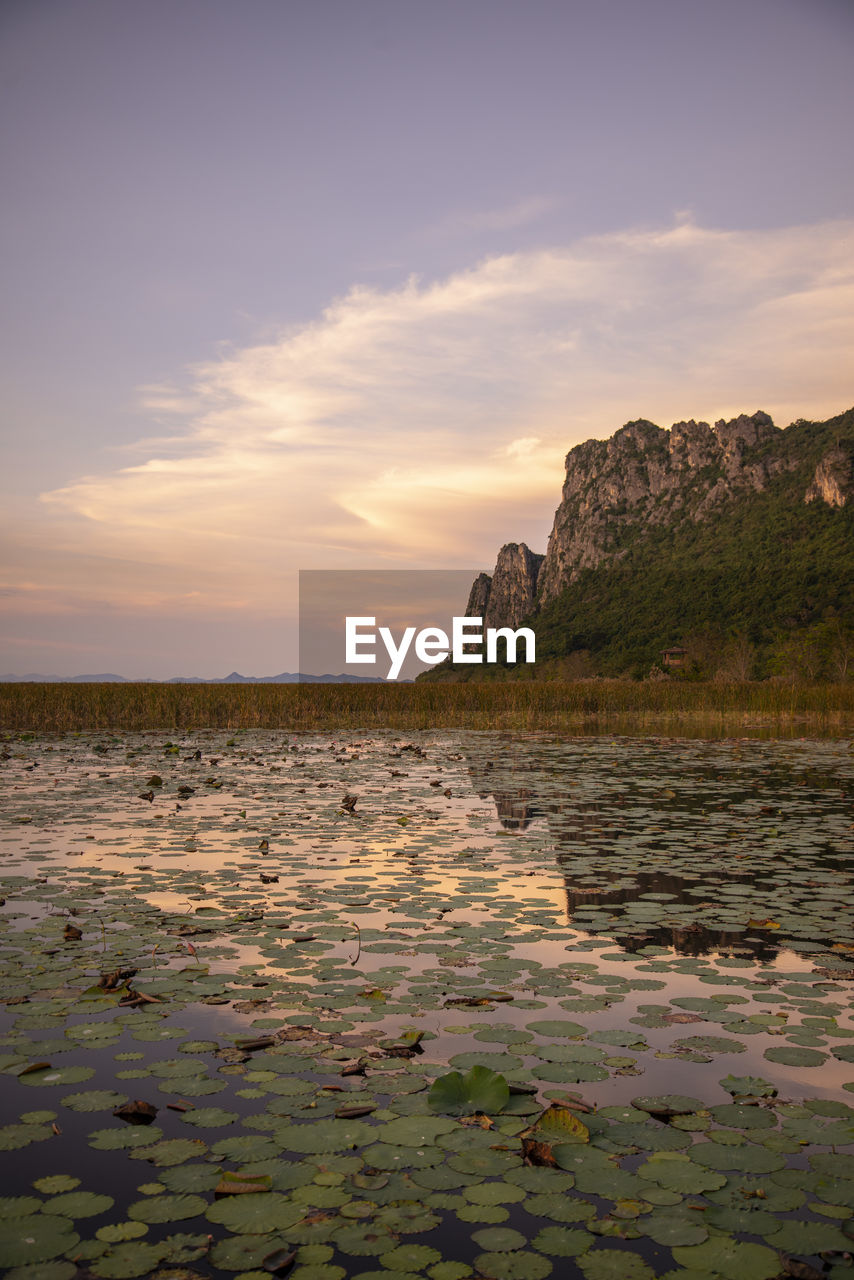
[0,680,851,735]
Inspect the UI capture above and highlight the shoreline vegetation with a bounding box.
[0,680,851,735]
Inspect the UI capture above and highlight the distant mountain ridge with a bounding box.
[0,672,385,684]
[425,406,854,680]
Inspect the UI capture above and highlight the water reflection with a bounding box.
[465,737,853,962]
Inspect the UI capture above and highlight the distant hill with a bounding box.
[0,672,386,684]
[421,406,854,681]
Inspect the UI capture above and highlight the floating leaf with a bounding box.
[45,1190,114,1218]
[637,1153,726,1194]
[206,1192,303,1233]
[670,1237,780,1279]
[530,1226,592,1257]
[96,1221,149,1242]
[578,1251,654,1280]
[215,1171,272,1195]
[521,1104,589,1166]
[380,1244,443,1270]
[631,1095,704,1118]
[89,1241,165,1277]
[428,1066,510,1116]
[127,1193,207,1223]
[32,1175,80,1195]
[764,1045,827,1067]
[719,1075,777,1099]
[0,1215,80,1267]
[473,1251,553,1279]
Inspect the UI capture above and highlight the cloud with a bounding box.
[20,215,854,624]
[429,196,557,237]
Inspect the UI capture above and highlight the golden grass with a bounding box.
[0,680,851,735]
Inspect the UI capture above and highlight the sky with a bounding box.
[1,0,853,677]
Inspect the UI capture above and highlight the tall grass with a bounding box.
[0,681,851,734]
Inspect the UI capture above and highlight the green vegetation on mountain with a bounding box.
[422,407,854,682]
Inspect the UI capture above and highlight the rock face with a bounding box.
[805,444,852,509]
[468,409,852,631]
[465,572,492,620]
[536,411,784,604]
[466,543,544,630]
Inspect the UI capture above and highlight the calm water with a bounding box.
[0,730,852,1277]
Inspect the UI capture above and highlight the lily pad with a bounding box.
[763,1045,827,1067]
[471,1229,527,1251]
[0,1216,80,1267]
[530,1226,592,1257]
[45,1191,114,1218]
[429,1066,510,1116]
[670,1238,780,1279]
[206,1192,303,1233]
[127,1193,207,1222]
[473,1251,553,1279]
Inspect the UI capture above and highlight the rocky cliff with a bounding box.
[437,407,854,680]
[805,443,852,509]
[475,410,853,621]
[536,411,788,603]
[466,542,543,629]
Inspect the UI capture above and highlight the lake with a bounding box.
[1,730,852,1278]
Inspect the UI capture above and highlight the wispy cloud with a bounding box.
[429,196,557,237]
[14,216,854,626]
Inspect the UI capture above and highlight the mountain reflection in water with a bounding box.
[464,736,852,963]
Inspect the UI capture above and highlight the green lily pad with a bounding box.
[19,1064,94,1088]
[96,1222,149,1242]
[471,1229,527,1252]
[32,1175,80,1194]
[631,1095,704,1118]
[128,1137,207,1166]
[206,1192,303,1233]
[4,1262,77,1280]
[277,1118,374,1153]
[526,1021,587,1038]
[61,1090,128,1112]
[0,1216,80,1267]
[179,1106,239,1127]
[377,1203,441,1233]
[578,1251,654,1280]
[209,1233,285,1271]
[0,1124,53,1150]
[671,1238,780,1279]
[378,1116,458,1146]
[764,1045,827,1067]
[642,1209,708,1247]
[89,1242,166,1277]
[44,1191,114,1218]
[719,1075,776,1098]
[769,1216,852,1252]
[428,1066,509,1116]
[638,1153,726,1194]
[691,1142,784,1173]
[127,1193,207,1222]
[473,1251,553,1279]
[380,1244,443,1270]
[530,1226,592,1257]
[0,1196,43,1218]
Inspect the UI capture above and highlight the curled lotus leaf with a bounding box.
[428,1066,510,1116]
[719,1075,777,1099]
[521,1105,589,1167]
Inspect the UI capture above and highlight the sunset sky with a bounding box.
[2,0,853,677]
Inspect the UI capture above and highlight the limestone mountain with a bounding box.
[466,543,544,630]
[429,405,854,680]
